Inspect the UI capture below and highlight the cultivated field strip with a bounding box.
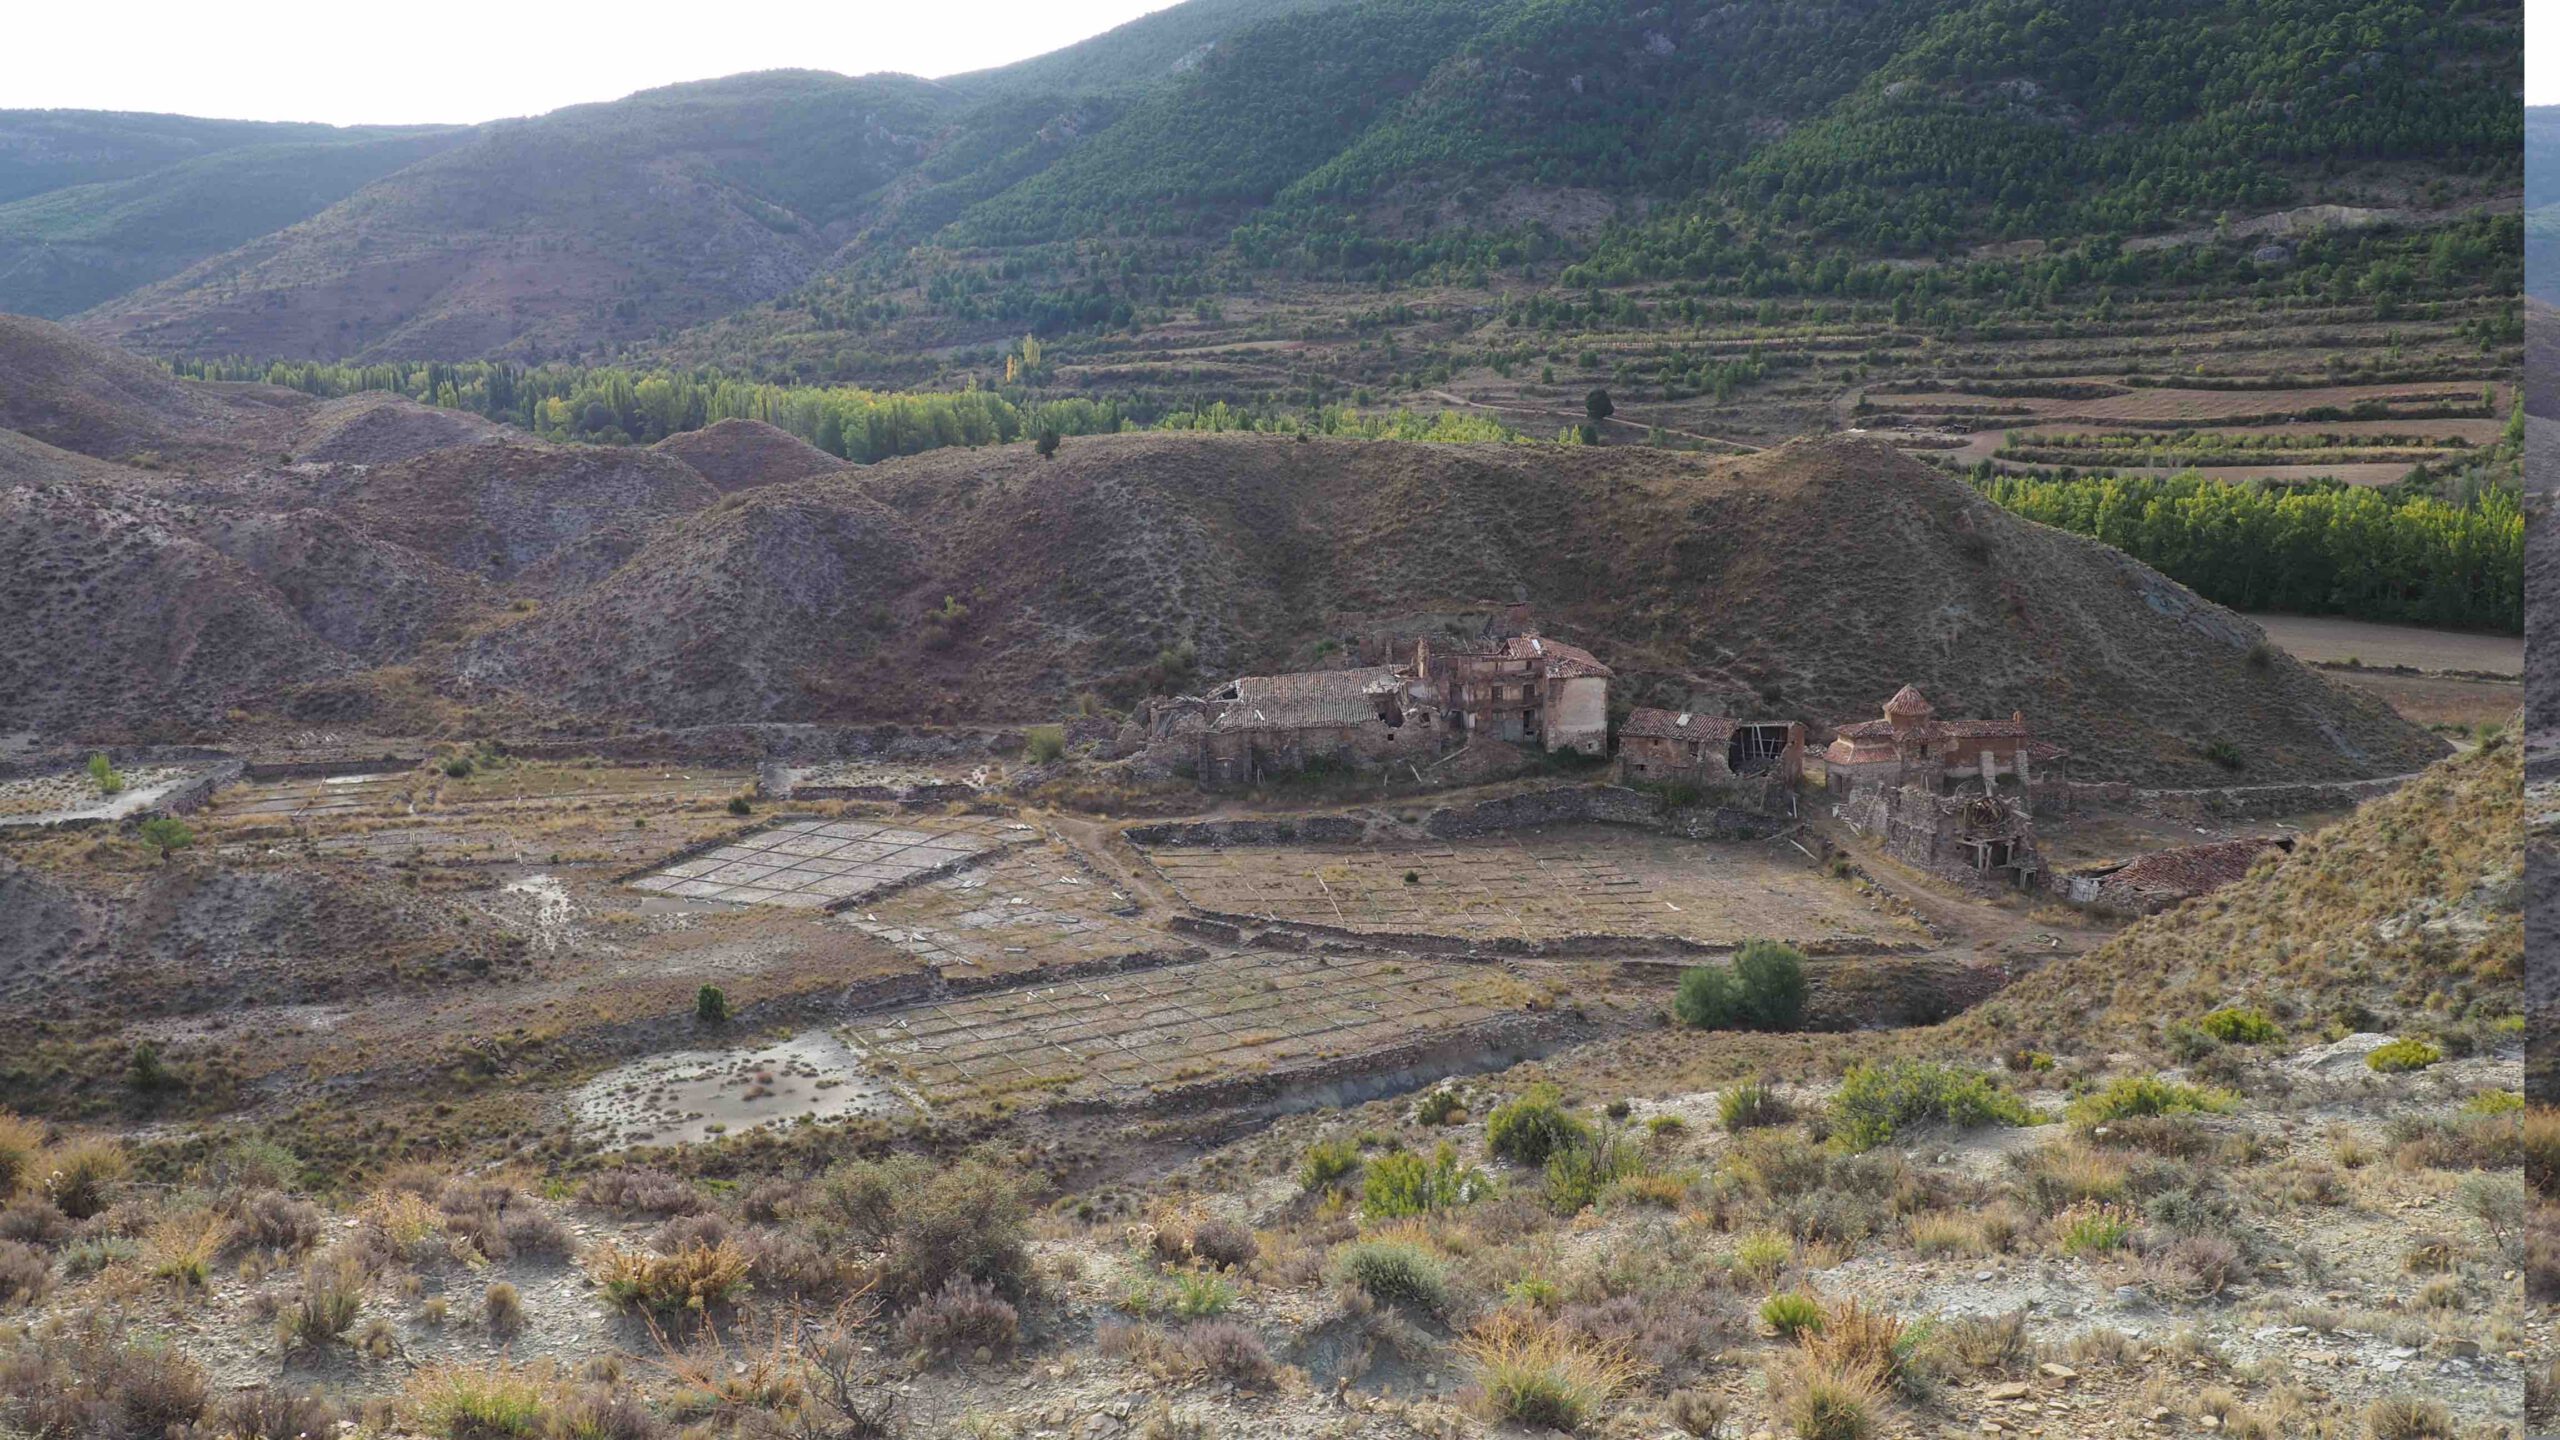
[629,816,1014,909]
[839,849,1157,975]
[855,951,1512,1106]
[1135,828,1885,946]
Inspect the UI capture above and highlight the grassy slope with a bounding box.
[1951,730,2522,1058]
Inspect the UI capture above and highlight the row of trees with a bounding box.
[169,357,1526,459]
[1973,468,2522,632]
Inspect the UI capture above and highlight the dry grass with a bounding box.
[1459,1309,1637,1433]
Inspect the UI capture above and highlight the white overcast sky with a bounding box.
[4,1,1182,126]
[2538,0,2560,104]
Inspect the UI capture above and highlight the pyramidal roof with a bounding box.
[1884,684,1935,718]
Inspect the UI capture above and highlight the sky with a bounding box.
[2538,0,2560,104]
[2,0,1182,126]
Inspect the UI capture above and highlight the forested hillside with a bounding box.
[21,0,2515,367]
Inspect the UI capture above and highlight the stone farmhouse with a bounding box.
[1414,631,1613,756]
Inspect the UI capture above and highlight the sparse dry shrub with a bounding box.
[226,1190,323,1256]
[1931,1311,2030,1374]
[207,1383,343,1440]
[143,1208,226,1289]
[0,1322,210,1439]
[895,1277,1018,1361]
[499,1206,575,1261]
[1175,1320,1279,1388]
[0,1239,51,1307]
[41,1138,129,1219]
[1557,1288,1725,1373]
[2524,1106,2560,1195]
[2363,1395,2455,1440]
[550,1383,663,1440]
[1771,1352,1885,1440]
[0,1113,46,1198]
[1460,1309,1635,1434]
[579,1167,705,1217]
[286,1250,365,1349]
[2401,1233,2457,1274]
[650,1212,730,1255]
[404,1362,551,1439]
[811,1154,932,1241]
[1800,1298,1910,1391]
[1904,1210,1976,1257]
[362,1189,452,1266]
[735,1225,853,1297]
[1186,1218,1259,1271]
[2145,1233,2243,1300]
[2013,1142,2131,1213]
[867,1157,1032,1304]
[1664,1387,1728,1438]
[484,1281,525,1336]
[591,1240,752,1315]
[739,1179,802,1223]
[0,1196,67,1246]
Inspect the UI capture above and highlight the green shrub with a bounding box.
[2367,1038,2443,1074]
[137,816,194,862]
[1719,1081,1792,1133]
[694,986,730,1024]
[1170,1271,1234,1319]
[1830,1061,2033,1152]
[1729,1231,1793,1287]
[1645,1114,1688,1140]
[1025,726,1067,764]
[1673,939,1808,1032]
[1361,1144,1488,1220]
[2196,1007,2281,1044]
[1542,1130,1644,1216]
[1761,1290,1825,1338]
[1298,1138,1360,1193]
[2463,1089,2525,1116]
[1335,1241,1446,1312]
[407,1364,548,1439]
[1413,1088,1464,1125]
[2055,1204,2135,1256]
[1487,1086,1590,1168]
[2065,1076,2238,1128]
[87,753,123,795]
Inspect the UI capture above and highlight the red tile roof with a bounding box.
[2096,836,2287,900]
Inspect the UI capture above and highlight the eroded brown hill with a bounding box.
[650,418,848,492]
[475,431,2443,785]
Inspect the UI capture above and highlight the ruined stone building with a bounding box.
[1413,632,1612,756]
[1177,667,1443,788]
[1822,685,2063,797]
[2060,835,2290,913]
[1841,785,2042,888]
[1619,709,1806,786]
[1155,611,1616,787]
[1825,684,2063,889]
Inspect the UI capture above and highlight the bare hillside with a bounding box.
[0,484,350,736]
[0,312,306,464]
[650,418,847,492]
